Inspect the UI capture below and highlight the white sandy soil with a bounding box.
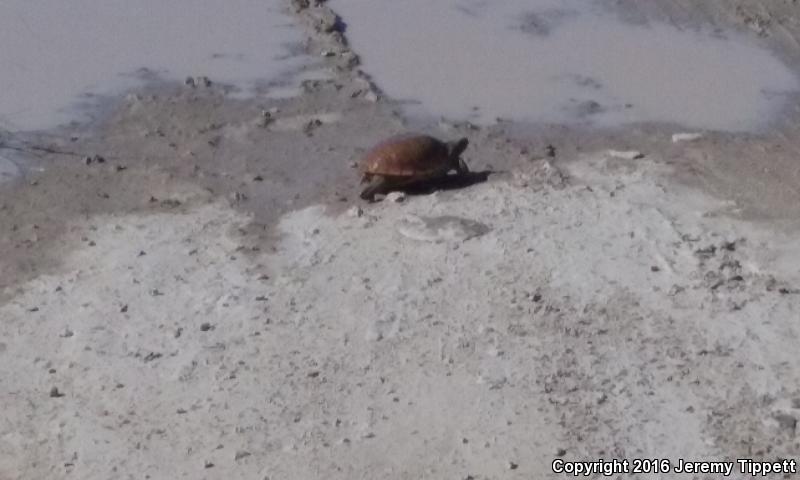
[3,153,800,479]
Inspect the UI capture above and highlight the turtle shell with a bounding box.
[361,134,451,178]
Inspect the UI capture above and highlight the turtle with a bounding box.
[358,134,470,201]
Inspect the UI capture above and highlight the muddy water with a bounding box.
[0,0,317,131]
[0,156,20,183]
[332,0,799,131]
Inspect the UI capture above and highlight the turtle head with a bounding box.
[447,137,469,173]
[448,137,469,158]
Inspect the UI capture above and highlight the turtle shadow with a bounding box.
[403,170,493,196]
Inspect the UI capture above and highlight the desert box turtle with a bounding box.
[359,134,469,201]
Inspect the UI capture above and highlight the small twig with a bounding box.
[1,141,90,158]
[26,144,84,157]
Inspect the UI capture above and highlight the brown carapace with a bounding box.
[358,134,470,201]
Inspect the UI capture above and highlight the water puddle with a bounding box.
[0,155,21,183]
[331,0,799,131]
[0,0,318,131]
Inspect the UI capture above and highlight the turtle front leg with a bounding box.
[360,175,390,201]
[456,158,470,174]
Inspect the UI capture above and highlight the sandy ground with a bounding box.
[3,1,800,479]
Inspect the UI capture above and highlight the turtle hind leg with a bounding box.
[360,176,390,201]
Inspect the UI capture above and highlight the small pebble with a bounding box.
[385,191,406,203]
[186,76,212,88]
[775,413,798,433]
[347,206,363,218]
[234,451,251,461]
[364,327,383,342]
[143,352,162,363]
[672,132,703,143]
[607,149,645,160]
